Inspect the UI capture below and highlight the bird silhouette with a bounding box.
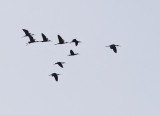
[49,73,60,81]
[22,29,34,37]
[22,29,38,45]
[54,62,65,68]
[70,39,81,46]
[40,33,51,42]
[106,44,119,53]
[68,50,79,56]
[55,35,68,45]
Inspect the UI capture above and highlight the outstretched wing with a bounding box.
[71,39,76,42]
[58,35,64,43]
[41,33,48,41]
[70,50,74,55]
[54,75,58,81]
[112,46,117,53]
[75,41,78,46]
[28,35,35,42]
[22,29,30,36]
[58,63,63,68]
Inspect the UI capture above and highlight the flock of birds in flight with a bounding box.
[22,29,120,82]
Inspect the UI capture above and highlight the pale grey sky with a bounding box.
[0,0,160,115]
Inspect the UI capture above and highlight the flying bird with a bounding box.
[49,73,60,81]
[68,50,79,56]
[55,35,68,45]
[54,62,65,68]
[106,44,120,53]
[22,29,38,45]
[70,39,81,46]
[40,33,51,42]
[22,29,34,37]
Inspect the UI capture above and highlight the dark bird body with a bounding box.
[106,44,119,53]
[49,73,60,81]
[41,33,51,42]
[70,39,81,46]
[55,35,68,45]
[54,62,65,68]
[68,50,79,56]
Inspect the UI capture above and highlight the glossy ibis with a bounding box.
[70,39,81,46]
[22,29,38,45]
[54,62,65,68]
[55,35,68,45]
[106,44,119,53]
[49,73,60,81]
[40,33,51,42]
[68,50,79,56]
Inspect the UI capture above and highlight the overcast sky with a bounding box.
[0,0,160,115]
